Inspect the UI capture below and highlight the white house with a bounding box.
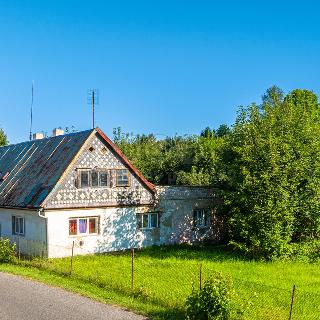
[0,128,216,258]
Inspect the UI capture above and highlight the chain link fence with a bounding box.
[12,239,320,320]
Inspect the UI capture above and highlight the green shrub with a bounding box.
[0,238,16,263]
[290,240,320,262]
[185,272,242,320]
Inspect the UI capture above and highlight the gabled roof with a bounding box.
[0,130,93,208]
[0,128,155,209]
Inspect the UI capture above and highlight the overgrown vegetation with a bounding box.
[186,272,242,320]
[0,238,16,263]
[114,87,320,259]
[0,128,8,146]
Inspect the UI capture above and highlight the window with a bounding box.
[137,212,160,229]
[91,171,99,187]
[78,169,109,188]
[116,169,130,187]
[80,170,90,188]
[12,216,25,235]
[69,217,99,236]
[193,209,209,228]
[69,219,77,235]
[99,172,108,187]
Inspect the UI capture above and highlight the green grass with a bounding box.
[1,245,319,319]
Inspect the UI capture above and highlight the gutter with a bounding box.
[37,208,49,258]
[37,208,45,218]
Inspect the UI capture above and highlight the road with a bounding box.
[0,272,147,320]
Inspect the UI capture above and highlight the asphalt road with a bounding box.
[0,272,147,320]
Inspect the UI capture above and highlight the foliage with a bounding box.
[0,128,8,146]
[113,125,229,186]
[0,238,16,263]
[186,272,241,320]
[113,127,202,185]
[290,240,320,262]
[113,87,320,259]
[219,88,320,259]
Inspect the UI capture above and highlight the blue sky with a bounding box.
[1,0,320,143]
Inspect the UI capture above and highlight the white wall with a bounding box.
[0,208,47,256]
[45,186,216,258]
[45,206,156,258]
[0,187,216,258]
[156,186,216,245]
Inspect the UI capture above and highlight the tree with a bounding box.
[215,124,231,138]
[261,85,284,108]
[201,127,215,138]
[219,88,320,259]
[0,129,8,146]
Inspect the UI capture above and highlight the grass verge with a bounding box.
[1,244,320,319]
[0,263,184,319]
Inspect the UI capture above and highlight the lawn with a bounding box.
[1,245,319,319]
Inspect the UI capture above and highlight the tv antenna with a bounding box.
[29,81,34,141]
[87,89,99,129]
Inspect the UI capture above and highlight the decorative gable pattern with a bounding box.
[44,133,155,209]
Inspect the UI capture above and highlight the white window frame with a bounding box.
[193,209,209,228]
[13,216,25,235]
[137,212,159,229]
[68,217,99,236]
[116,169,130,187]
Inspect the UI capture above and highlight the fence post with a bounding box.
[131,248,135,292]
[70,241,75,275]
[289,284,296,320]
[199,262,203,290]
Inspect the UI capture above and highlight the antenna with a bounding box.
[87,89,99,129]
[29,81,34,141]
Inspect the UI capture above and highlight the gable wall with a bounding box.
[45,133,154,209]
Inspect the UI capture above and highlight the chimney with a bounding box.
[52,128,64,137]
[33,132,44,140]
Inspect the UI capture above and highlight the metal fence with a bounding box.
[12,240,320,320]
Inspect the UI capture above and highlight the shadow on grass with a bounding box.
[135,243,244,262]
[147,308,185,320]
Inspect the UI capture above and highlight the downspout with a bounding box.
[37,208,48,258]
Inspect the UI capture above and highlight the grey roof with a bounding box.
[0,130,93,208]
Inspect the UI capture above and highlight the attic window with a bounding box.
[78,169,109,188]
[89,146,95,152]
[101,147,107,155]
[116,169,130,187]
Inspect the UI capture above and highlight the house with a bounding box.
[0,128,216,258]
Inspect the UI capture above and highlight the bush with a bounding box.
[290,240,320,262]
[0,238,16,263]
[185,272,242,320]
